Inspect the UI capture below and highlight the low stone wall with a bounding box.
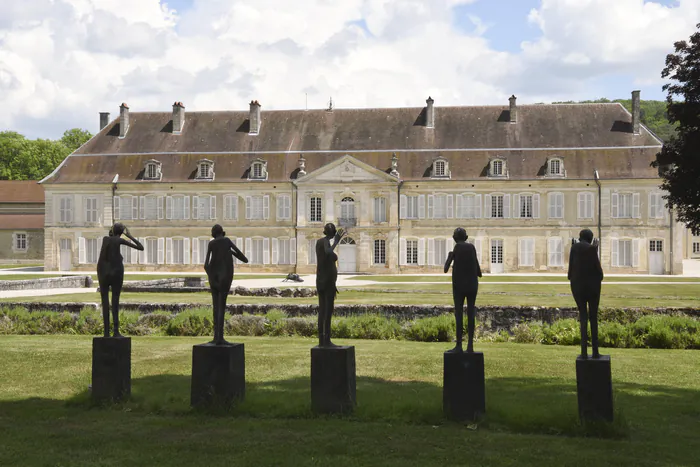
[0,275,92,291]
[117,284,317,298]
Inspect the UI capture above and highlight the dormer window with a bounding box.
[489,158,507,177]
[547,157,565,177]
[196,159,214,180]
[143,159,162,181]
[249,159,268,180]
[431,157,450,179]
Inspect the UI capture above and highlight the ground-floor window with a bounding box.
[120,244,135,264]
[250,238,264,264]
[649,240,663,252]
[13,233,27,251]
[432,238,447,266]
[618,239,633,267]
[308,239,317,265]
[278,238,291,265]
[144,238,158,264]
[86,238,100,264]
[373,239,386,265]
[171,238,185,264]
[694,242,700,255]
[406,239,418,265]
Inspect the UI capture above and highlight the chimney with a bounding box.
[425,96,434,128]
[298,154,306,176]
[249,100,261,135]
[99,112,110,131]
[509,95,517,123]
[119,103,129,138]
[172,101,185,134]
[632,90,641,135]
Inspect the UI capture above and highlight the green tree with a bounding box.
[0,132,72,181]
[60,128,93,152]
[652,23,700,232]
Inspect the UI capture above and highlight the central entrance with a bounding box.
[338,237,357,273]
[490,239,504,274]
[59,238,72,271]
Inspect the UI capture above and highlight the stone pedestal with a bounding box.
[576,355,613,422]
[190,343,245,409]
[311,346,356,414]
[92,337,131,403]
[443,351,486,422]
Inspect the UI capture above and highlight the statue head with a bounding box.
[111,223,125,237]
[211,224,225,238]
[579,228,594,244]
[453,227,468,243]
[323,223,337,237]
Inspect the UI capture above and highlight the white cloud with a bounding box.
[0,0,698,139]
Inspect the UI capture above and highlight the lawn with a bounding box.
[0,274,286,282]
[0,263,43,269]
[346,275,700,283]
[0,335,698,466]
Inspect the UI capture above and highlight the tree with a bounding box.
[60,128,93,152]
[652,23,700,233]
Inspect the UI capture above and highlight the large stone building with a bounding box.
[40,92,683,274]
[0,181,45,264]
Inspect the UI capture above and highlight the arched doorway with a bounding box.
[338,236,357,273]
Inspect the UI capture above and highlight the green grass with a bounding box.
[0,274,285,282]
[347,275,700,283]
[0,274,66,281]
[0,336,699,466]
[0,263,43,269]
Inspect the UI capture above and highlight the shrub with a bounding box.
[226,314,267,337]
[542,319,580,346]
[403,314,455,342]
[333,314,400,340]
[166,309,213,336]
[512,322,544,344]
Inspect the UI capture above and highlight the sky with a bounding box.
[0,0,698,139]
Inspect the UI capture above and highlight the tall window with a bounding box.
[373,197,386,223]
[195,196,213,220]
[171,195,187,220]
[491,195,504,218]
[309,196,322,222]
[406,240,419,265]
[432,195,447,219]
[277,239,291,264]
[520,194,533,218]
[86,238,100,264]
[250,238,264,264]
[406,195,419,219]
[248,196,265,220]
[693,242,700,255]
[458,194,478,219]
[618,240,633,266]
[143,195,158,220]
[197,238,209,264]
[548,193,563,219]
[433,238,447,266]
[14,233,27,251]
[120,196,136,220]
[491,160,504,176]
[120,244,134,264]
[613,193,633,218]
[85,197,98,223]
[340,197,355,222]
[277,195,291,220]
[519,238,535,267]
[59,196,73,223]
[145,238,158,264]
[373,239,386,265]
[578,192,594,219]
[308,238,317,265]
[649,193,666,219]
[548,237,563,267]
[170,239,184,264]
[224,195,238,220]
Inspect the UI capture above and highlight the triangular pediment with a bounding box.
[294,155,398,184]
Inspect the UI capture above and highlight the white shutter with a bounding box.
[262,238,270,265]
[290,238,296,264]
[611,193,619,218]
[474,194,482,218]
[577,193,584,219]
[132,197,138,220]
[400,194,407,219]
[210,195,216,220]
[277,196,284,221]
[611,238,619,267]
[184,196,190,219]
[474,238,482,265]
[418,238,425,266]
[549,194,555,219]
[183,238,190,265]
[548,238,556,266]
[649,193,657,219]
[245,238,252,261]
[271,238,279,264]
[518,238,525,266]
[166,238,173,264]
[166,196,173,220]
[78,237,86,264]
[113,196,120,220]
[503,193,510,218]
[235,237,243,265]
[447,194,454,219]
[512,194,521,218]
[428,238,435,266]
[400,238,407,265]
[157,196,164,219]
[192,237,199,264]
[587,193,594,219]
[263,195,270,220]
[455,194,463,219]
[245,196,251,220]
[139,237,146,264]
[192,196,199,220]
[632,193,641,219]
[139,196,145,219]
[157,238,165,264]
[484,195,492,218]
[224,196,230,220]
[427,195,434,219]
[418,195,426,219]
[632,238,640,267]
[131,245,138,264]
[533,193,540,218]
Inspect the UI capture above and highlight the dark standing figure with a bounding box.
[97,223,143,337]
[444,228,482,353]
[316,223,346,347]
[204,224,248,345]
[568,228,604,359]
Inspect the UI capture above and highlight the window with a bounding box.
[519,238,535,267]
[85,197,98,223]
[167,195,189,220]
[457,194,480,219]
[120,244,135,264]
[519,194,533,218]
[86,238,100,264]
[649,193,666,219]
[578,192,594,219]
[548,158,563,176]
[193,195,215,220]
[142,195,161,220]
[649,240,663,252]
[433,159,448,177]
[406,240,419,265]
[548,192,563,219]
[431,238,447,266]
[144,160,162,180]
[340,197,355,224]
[277,194,291,220]
[118,195,138,221]
[693,242,700,255]
[196,238,209,264]
[490,159,506,176]
[491,194,504,218]
[617,239,633,267]
[249,159,268,180]
[145,238,158,264]
[250,238,264,264]
[276,238,292,265]
[171,238,185,264]
[373,197,386,223]
[196,159,214,180]
[406,195,419,219]
[548,237,563,267]
[14,233,27,251]
[58,196,73,223]
[224,195,238,220]
[431,194,447,219]
[246,195,269,220]
[373,239,386,265]
[612,192,640,218]
[308,238,317,265]
[309,196,322,223]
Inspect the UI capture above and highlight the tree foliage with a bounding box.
[0,128,92,181]
[652,23,700,233]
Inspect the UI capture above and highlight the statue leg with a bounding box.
[217,286,230,345]
[452,289,464,352]
[324,290,336,347]
[210,288,220,344]
[111,281,123,337]
[589,290,601,358]
[317,290,326,346]
[466,289,477,353]
[100,286,111,338]
[576,295,588,358]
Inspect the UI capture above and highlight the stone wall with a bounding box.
[0,275,92,291]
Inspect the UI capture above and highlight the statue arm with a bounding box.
[230,239,249,263]
[444,251,454,274]
[119,237,144,251]
[204,243,212,273]
[475,249,482,277]
[567,246,575,280]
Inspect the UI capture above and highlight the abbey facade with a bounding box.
[41,92,682,274]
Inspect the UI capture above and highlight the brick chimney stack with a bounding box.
[119,103,129,138]
[99,112,110,131]
[172,101,185,134]
[425,96,434,129]
[632,90,641,135]
[509,95,517,123]
[249,100,261,135]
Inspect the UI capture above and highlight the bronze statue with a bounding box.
[96,223,143,337]
[444,228,482,353]
[315,223,346,347]
[204,224,248,345]
[568,228,604,359]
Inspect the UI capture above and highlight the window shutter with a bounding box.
[139,196,145,219]
[417,195,426,219]
[191,237,199,264]
[428,238,435,266]
[549,194,555,219]
[611,193,619,218]
[455,194,463,219]
[558,193,564,218]
[235,237,243,265]
[78,237,86,264]
[157,196,164,219]
[271,238,279,264]
[183,238,190,265]
[263,195,270,220]
[548,238,556,266]
[277,196,284,221]
[512,194,521,218]
[632,193,641,219]
[577,193,584,219]
[68,197,74,223]
[503,193,511,218]
[400,194,407,219]
[224,196,230,220]
[418,238,425,266]
[400,238,407,265]
[262,238,270,264]
[533,194,540,218]
[245,238,252,259]
[446,194,454,219]
[632,238,640,267]
[484,194,491,218]
[166,238,173,264]
[184,196,190,219]
[131,244,138,264]
[114,196,120,220]
[210,195,216,220]
[474,238,482,265]
[11,233,15,250]
[245,196,251,220]
[192,195,199,220]
[611,238,619,267]
[157,238,165,264]
[139,237,146,264]
[232,196,239,220]
[518,238,524,266]
[649,193,657,219]
[290,238,296,264]
[131,197,138,220]
[166,196,173,220]
[427,195,434,219]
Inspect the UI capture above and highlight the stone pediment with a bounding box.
[294,155,397,184]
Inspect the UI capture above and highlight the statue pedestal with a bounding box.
[443,351,485,421]
[92,337,131,403]
[311,346,356,414]
[576,355,613,422]
[190,343,245,409]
